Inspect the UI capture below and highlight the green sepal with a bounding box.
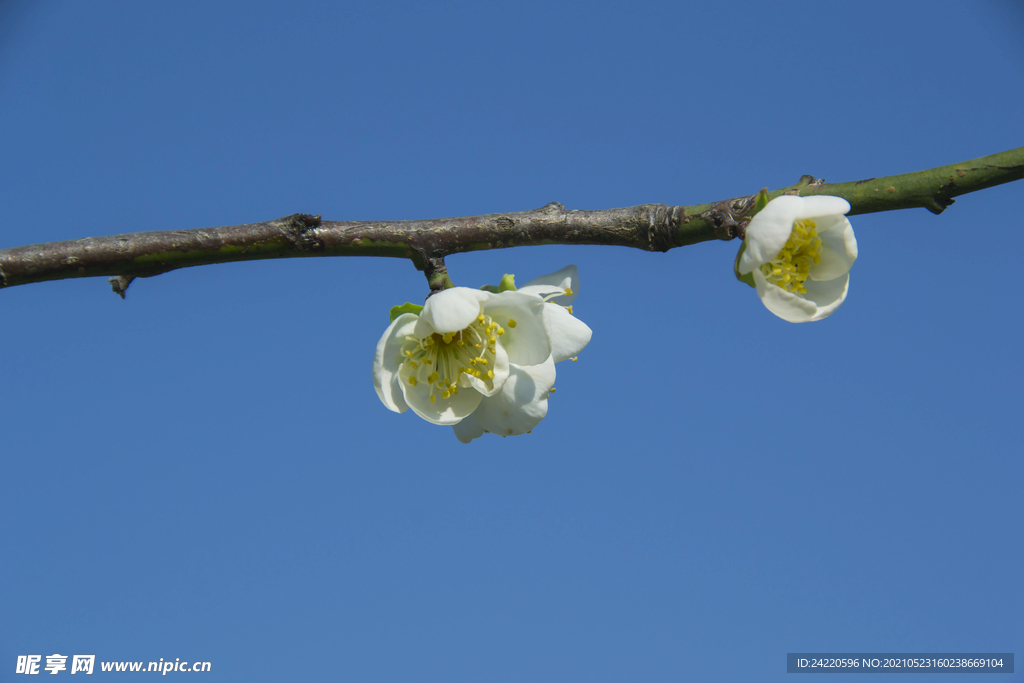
[480,273,517,293]
[734,241,756,288]
[389,302,424,322]
[736,193,764,288]
[750,187,770,217]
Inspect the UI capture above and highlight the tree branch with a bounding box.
[1,147,1021,293]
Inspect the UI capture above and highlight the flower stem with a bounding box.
[423,257,455,295]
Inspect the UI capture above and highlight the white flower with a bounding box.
[373,265,592,442]
[737,195,858,323]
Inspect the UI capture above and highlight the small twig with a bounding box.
[108,275,136,299]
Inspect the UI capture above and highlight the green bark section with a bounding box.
[796,147,1024,216]
[674,203,715,247]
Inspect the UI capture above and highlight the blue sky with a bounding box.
[1,1,1021,681]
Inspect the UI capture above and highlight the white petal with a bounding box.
[463,340,510,397]
[473,357,557,438]
[794,195,850,219]
[402,375,484,425]
[519,264,579,305]
[482,291,550,366]
[802,272,850,321]
[811,216,858,281]
[739,196,801,273]
[372,313,417,413]
[414,287,488,337]
[542,304,592,363]
[752,268,818,323]
[452,410,485,443]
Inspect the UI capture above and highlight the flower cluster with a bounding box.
[373,266,592,443]
[737,194,858,322]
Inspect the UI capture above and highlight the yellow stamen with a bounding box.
[507,318,517,328]
[759,218,822,294]
[399,308,505,399]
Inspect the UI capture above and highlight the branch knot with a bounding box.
[701,195,755,241]
[638,205,683,252]
[281,213,323,251]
